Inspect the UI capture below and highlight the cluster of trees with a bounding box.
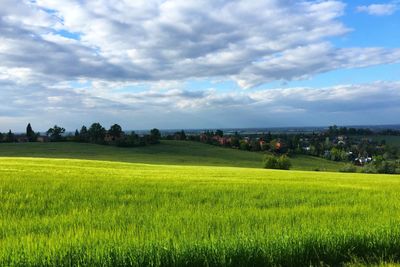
[165,130,187,141]
[0,130,17,143]
[263,155,292,170]
[1,123,161,148]
[327,125,373,136]
[0,123,39,143]
[46,123,161,146]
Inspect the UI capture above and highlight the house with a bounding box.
[354,156,372,166]
[274,139,285,150]
[214,136,230,145]
[199,133,208,142]
[15,134,29,143]
[37,136,49,142]
[259,140,267,150]
[335,135,347,146]
[104,133,124,143]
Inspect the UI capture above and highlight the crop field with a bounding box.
[1,157,400,266]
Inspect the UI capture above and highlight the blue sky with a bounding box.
[0,0,399,131]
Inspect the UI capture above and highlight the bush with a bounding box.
[277,155,292,170]
[376,161,397,174]
[264,155,278,169]
[339,164,357,173]
[263,155,291,170]
[361,164,377,174]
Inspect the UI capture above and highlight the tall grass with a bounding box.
[1,158,400,266]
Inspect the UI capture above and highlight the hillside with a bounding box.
[0,157,399,266]
[0,140,345,171]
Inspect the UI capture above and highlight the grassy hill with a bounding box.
[0,157,399,266]
[0,140,345,171]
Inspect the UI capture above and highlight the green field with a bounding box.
[1,157,400,266]
[0,141,345,171]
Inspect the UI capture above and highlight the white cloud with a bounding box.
[236,43,400,88]
[0,0,399,88]
[0,1,400,130]
[1,80,399,131]
[357,3,398,16]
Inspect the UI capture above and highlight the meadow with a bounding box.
[0,141,345,171]
[1,157,400,266]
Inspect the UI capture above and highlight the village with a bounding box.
[165,126,399,173]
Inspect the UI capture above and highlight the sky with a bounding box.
[0,0,399,132]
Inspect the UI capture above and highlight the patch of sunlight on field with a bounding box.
[1,157,400,266]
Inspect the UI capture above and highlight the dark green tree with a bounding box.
[74,129,80,141]
[46,125,65,142]
[149,128,161,144]
[88,123,106,144]
[0,132,3,142]
[179,130,186,140]
[6,130,15,142]
[173,130,186,140]
[79,126,89,142]
[26,123,37,142]
[215,129,223,137]
[108,124,123,139]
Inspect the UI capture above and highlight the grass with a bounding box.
[0,141,345,171]
[290,154,347,172]
[1,157,400,266]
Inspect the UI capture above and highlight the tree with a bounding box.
[215,129,223,137]
[173,130,186,140]
[46,125,65,142]
[26,123,37,142]
[117,131,139,147]
[79,126,89,142]
[239,140,250,150]
[5,130,15,142]
[88,123,106,144]
[179,130,186,140]
[108,124,123,139]
[149,128,161,144]
[230,136,240,148]
[0,132,3,142]
[277,155,292,170]
[73,129,80,141]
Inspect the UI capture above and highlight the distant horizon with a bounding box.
[4,122,400,135]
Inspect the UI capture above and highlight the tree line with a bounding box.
[0,123,161,147]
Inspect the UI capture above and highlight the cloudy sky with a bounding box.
[0,0,399,131]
